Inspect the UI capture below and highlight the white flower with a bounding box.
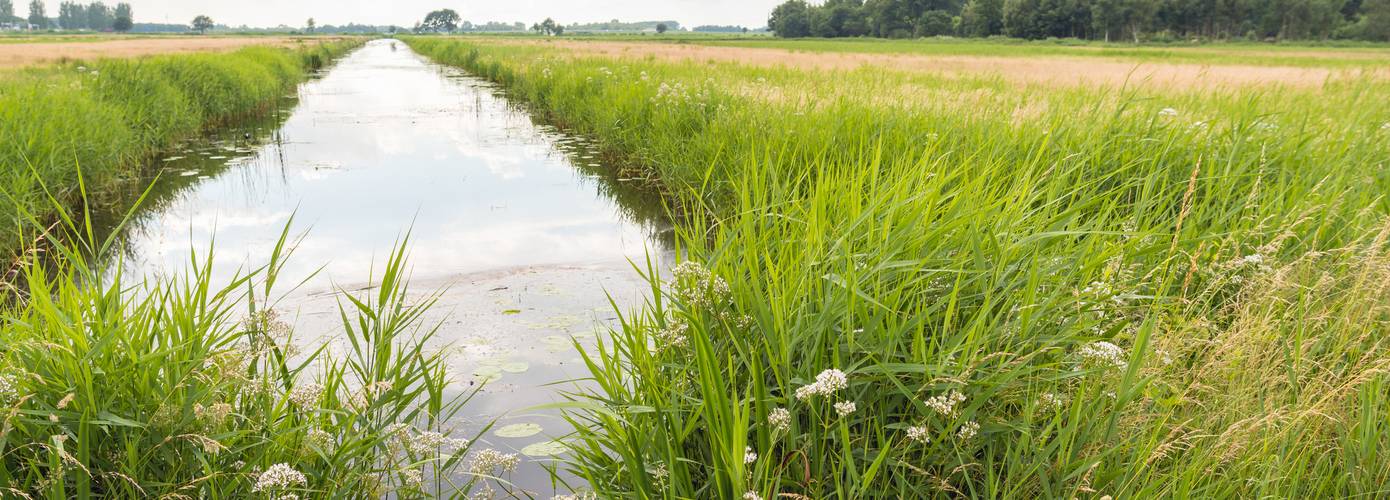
[288,383,323,409]
[306,429,334,453]
[767,407,791,432]
[1158,107,1178,117]
[924,390,967,418]
[743,492,764,500]
[1039,392,1067,411]
[744,446,757,464]
[906,425,930,444]
[194,402,234,426]
[834,401,857,417]
[253,463,307,492]
[468,449,520,474]
[0,373,22,406]
[652,321,689,352]
[1381,122,1390,131]
[795,369,848,400]
[1242,253,1264,265]
[401,468,423,488]
[1076,341,1127,370]
[957,421,980,440]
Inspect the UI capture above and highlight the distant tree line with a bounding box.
[693,24,756,33]
[56,1,133,31]
[768,0,1390,41]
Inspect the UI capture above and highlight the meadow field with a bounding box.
[405,36,1390,498]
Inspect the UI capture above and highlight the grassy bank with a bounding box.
[0,39,361,261]
[407,37,1390,497]
[0,211,483,496]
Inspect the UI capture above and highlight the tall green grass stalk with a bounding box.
[408,37,1390,498]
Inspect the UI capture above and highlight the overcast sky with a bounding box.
[86,0,784,29]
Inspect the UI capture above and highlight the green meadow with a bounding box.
[406,36,1390,498]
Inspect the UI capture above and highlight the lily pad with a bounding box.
[540,335,572,352]
[494,423,542,438]
[472,365,503,382]
[501,361,530,373]
[520,440,568,457]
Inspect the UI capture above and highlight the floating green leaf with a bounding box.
[521,440,568,457]
[495,423,542,438]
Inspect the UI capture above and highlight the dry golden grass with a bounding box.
[501,39,1387,89]
[0,36,355,68]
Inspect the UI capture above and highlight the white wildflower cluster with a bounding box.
[767,407,791,432]
[743,446,758,465]
[468,448,520,474]
[406,430,469,455]
[253,463,308,492]
[289,383,324,410]
[834,401,857,417]
[794,369,848,401]
[306,429,335,453]
[652,320,689,352]
[957,421,980,441]
[1158,107,1178,118]
[554,493,598,500]
[0,373,22,406]
[924,390,966,418]
[194,402,234,427]
[401,468,423,488]
[743,492,764,500]
[651,81,712,108]
[1381,122,1389,131]
[906,425,930,445]
[670,261,731,308]
[1076,341,1128,371]
[348,381,394,412]
[541,67,553,79]
[1039,392,1068,411]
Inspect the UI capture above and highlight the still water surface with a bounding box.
[114,39,670,496]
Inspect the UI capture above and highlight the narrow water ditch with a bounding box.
[104,39,673,496]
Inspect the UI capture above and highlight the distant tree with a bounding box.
[656,22,668,33]
[191,14,214,33]
[85,1,111,30]
[531,22,542,34]
[539,17,561,35]
[421,8,458,32]
[769,0,813,37]
[27,0,46,28]
[112,1,130,31]
[960,0,1004,35]
[58,1,81,29]
[0,0,14,22]
[1364,0,1390,40]
[915,9,954,35]
[305,17,314,33]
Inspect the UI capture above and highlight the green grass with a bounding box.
[0,193,485,496]
[0,39,361,261]
[407,37,1390,498]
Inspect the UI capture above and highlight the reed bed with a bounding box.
[0,39,361,260]
[408,37,1390,498]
